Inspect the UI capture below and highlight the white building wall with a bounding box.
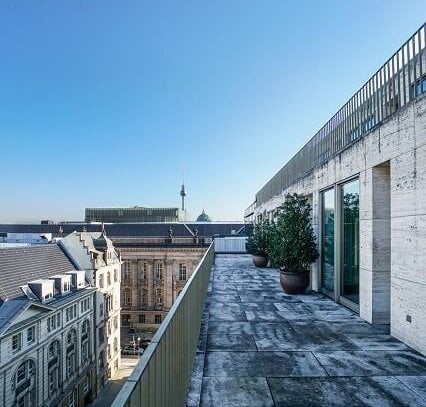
[254,95,426,355]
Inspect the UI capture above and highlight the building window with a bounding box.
[47,313,61,333]
[139,314,146,324]
[321,188,335,294]
[341,179,360,305]
[99,327,104,344]
[99,350,105,369]
[48,341,60,395]
[139,289,147,307]
[114,268,118,282]
[68,391,76,407]
[99,274,104,288]
[14,360,35,407]
[65,304,77,322]
[83,374,90,394]
[66,330,77,378]
[156,289,163,307]
[155,263,163,280]
[107,271,111,286]
[122,314,130,326]
[179,264,187,281]
[114,337,118,353]
[155,315,162,324]
[123,261,131,281]
[106,294,113,313]
[124,289,132,307]
[12,333,22,352]
[138,262,147,281]
[100,302,104,317]
[81,298,90,313]
[26,327,35,344]
[113,316,118,331]
[81,320,90,365]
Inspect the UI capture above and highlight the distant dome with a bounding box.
[196,209,211,222]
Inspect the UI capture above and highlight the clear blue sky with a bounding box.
[0,1,425,223]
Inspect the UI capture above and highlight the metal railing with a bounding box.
[256,23,426,206]
[214,236,247,253]
[111,243,215,407]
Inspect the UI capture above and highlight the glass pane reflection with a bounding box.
[342,179,360,304]
[321,189,335,293]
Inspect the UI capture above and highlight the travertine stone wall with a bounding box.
[255,94,426,355]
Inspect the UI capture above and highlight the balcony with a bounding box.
[112,247,426,406]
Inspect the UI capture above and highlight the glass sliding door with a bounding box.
[341,179,360,304]
[321,188,335,296]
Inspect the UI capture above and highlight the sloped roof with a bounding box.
[0,245,75,302]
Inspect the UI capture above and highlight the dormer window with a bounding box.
[44,293,53,301]
[63,281,70,292]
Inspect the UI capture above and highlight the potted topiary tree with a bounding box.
[246,219,272,267]
[270,193,319,294]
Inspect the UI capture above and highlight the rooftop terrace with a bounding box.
[113,251,426,406]
[187,255,426,406]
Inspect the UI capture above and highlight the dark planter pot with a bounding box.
[252,255,268,268]
[280,270,309,294]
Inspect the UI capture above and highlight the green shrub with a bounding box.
[246,219,272,257]
[269,193,318,272]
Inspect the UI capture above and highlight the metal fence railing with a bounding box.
[214,237,247,253]
[111,243,215,407]
[256,23,426,206]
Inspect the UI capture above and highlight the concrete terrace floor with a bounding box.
[187,254,426,407]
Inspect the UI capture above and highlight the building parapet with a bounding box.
[256,23,426,206]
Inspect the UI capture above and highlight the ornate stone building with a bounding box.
[59,230,122,385]
[119,246,206,328]
[0,245,97,407]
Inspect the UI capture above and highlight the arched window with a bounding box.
[124,289,132,307]
[66,330,77,378]
[107,271,111,286]
[81,321,90,366]
[48,341,60,395]
[14,360,35,406]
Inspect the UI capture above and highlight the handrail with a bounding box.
[111,243,215,407]
[256,23,426,206]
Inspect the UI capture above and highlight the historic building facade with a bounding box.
[0,246,97,407]
[59,231,122,385]
[119,246,206,329]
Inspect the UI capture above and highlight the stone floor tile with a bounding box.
[346,334,411,350]
[206,334,257,351]
[204,351,327,377]
[395,376,426,401]
[245,310,288,322]
[313,350,426,376]
[209,302,247,322]
[207,321,254,336]
[200,377,274,407]
[268,376,426,407]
